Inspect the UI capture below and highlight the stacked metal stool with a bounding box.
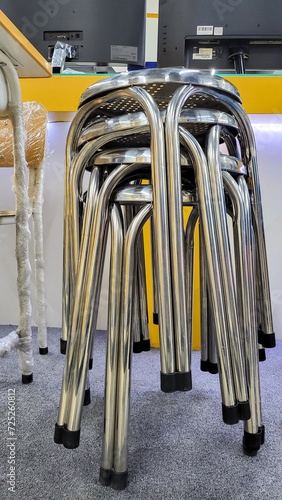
[54,68,275,490]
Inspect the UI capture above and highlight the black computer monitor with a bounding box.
[157,0,282,73]
[1,0,146,70]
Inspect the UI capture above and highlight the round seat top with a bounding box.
[79,67,242,108]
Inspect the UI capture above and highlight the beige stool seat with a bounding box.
[0,100,47,167]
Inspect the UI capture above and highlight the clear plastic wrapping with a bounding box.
[0,100,48,364]
[0,331,19,357]
[52,41,77,73]
[28,166,48,349]
[9,102,34,374]
[0,101,48,169]
[2,103,33,374]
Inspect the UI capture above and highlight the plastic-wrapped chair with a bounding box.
[0,101,48,354]
[0,54,48,383]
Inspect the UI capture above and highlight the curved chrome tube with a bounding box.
[223,172,262,439]
[185,206,199,365]
[179,125,237,412]
[238,176,262,435]
[196,87,274,341]
[136,226,150,345]
[199,219,208,367]
[206,125,249,408]
[101,203,124,473]
[113,203,153,476]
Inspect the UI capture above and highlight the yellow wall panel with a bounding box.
[20,75,282,114]
[143,207,201,351]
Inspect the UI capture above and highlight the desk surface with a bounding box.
[0,10,52,78]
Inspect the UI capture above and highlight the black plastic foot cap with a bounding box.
[222,403,239,425]
[111,470,128,491]
[83,388,91,406]
[161,372,177,393]
[99,468,112,487]
[259,425,265,446]
[133,341,143,354]
[153,313,159,325]
[60,338,67,355]
[89,358,93,370]
[259,348,266,362]
[243,429,262,456]
[22,373,33,384]
[200,359,209,372]
[39,346,48,355]
[141,339,151,351]
[54,423,64,444]
[208,362,218,374]
[63,428,80,449]
[176,371,192,391]
[238,401,251,421]
[258,330,276,348]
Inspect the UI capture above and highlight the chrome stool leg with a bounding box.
[136,227,150,351]
[180,125,238,424]
[165,87,193,391]
[222,172,263,455]
[206,125,249,420]
[207,305,218,374]
[150,216,159,325]
[61,104,94,351]
[239,176,264,455]
[100,203,124,486]
[55,161,141,447]
[112,203,152,490]
[123,206,143,352]
[132,269,143,352]
[185,205,199,373]
[55,165,103,442]
[199,221,218,375]
[199,220,209,372]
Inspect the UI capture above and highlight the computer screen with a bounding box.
[157,0,282,73]
[1,0,146,69]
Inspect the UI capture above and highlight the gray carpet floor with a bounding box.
[0,325,282,500]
